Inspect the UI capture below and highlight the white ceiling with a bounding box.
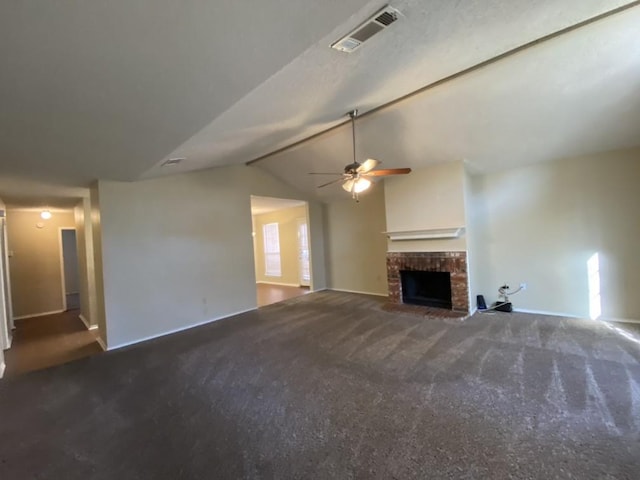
[0,1,638,205]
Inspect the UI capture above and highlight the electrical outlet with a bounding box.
[520,283,527,290]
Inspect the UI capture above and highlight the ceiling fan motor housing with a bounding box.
[344,162,361,174]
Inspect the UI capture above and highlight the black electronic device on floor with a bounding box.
[477,295,487,310]
[494,301,513,312]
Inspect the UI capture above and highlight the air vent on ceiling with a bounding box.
[331,5,400,53]
[161,157,185,167]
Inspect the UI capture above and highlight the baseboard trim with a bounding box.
[514,308,640,325]
[79,314,99,331]
[96,336,107,351]
[601,316,640,325]
[106,307,258,352]
[328,288,389,298]
[515,308,584,319]
[13,309,65,321]
[256,281,301,287]
[0,362,5,379]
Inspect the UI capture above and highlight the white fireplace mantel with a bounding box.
[384,227,465,241]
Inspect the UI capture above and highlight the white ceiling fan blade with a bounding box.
[356,158,379,173]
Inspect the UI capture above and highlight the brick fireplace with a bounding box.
[387,252,469,313]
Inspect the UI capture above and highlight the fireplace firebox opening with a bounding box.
[400,270,452,309]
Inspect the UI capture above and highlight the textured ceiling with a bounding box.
[255,3,640,199]
[0,1,638,206]
[0,0,372,205]
[148,0,635,177]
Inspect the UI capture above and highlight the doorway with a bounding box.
[60,228,80,310]
[2,209,100,377]
[250,196,313,307]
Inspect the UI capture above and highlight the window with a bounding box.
[263,223,281,277]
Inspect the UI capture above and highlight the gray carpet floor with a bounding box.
[1,291,639,479]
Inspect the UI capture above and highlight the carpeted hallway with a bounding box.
[0,291,639,479]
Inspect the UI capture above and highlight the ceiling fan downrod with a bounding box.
[308,108,411,201]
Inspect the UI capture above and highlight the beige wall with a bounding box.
[464,165,482,312]
[97,165,326,349]
[75,197,99,328]
[324,186,389,296]
[0,197,7,369]
[384,161,468,252]
[470,147,640,321]
[90,184,108,345]
[6,209,75,318]
[253,205,307,286]
[74,202,89,323]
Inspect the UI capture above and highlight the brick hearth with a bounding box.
[387,251,469,313]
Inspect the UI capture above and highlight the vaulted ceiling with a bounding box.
[0,1,639,206]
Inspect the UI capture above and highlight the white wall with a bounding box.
[323,186,389,296]
[384,161,467,252]
[98,165,326,349]
[471,148,640,321]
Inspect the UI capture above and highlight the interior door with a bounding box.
[61,229,80,310]
[297,219,310,287]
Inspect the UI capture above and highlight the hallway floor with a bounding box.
[256,283,310,307]
[4,310,102,377]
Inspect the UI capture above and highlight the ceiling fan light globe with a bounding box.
[353,177,372,193]
[342,179,355,192]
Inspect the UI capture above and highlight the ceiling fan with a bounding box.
[309,110,411,201]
